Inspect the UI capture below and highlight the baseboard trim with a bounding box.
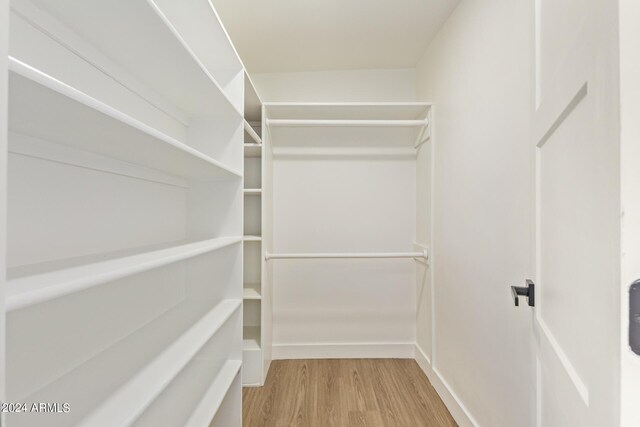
[414,342,433,380]
[273,342,415,359]
[262,358,272,385]
[414,344,479,427]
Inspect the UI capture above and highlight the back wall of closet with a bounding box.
[254,72,422,358]
[252,68,417,103]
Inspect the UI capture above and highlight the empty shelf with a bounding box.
[16,299,241,427]
[264,102,431,120]
[264,102,431,151]
[244,143,262,158]
[243,326,261,351]
[6,236,242,311]
[183,361,241,427]
[8,58,242,181]
[243,188,262,195]
[133,359,241,427]
[243,235,262,242]
[267,119,428,128]
[25,0,242,118]
[243,284,262,300]
[81,300,241,426]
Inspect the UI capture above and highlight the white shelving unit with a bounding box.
[261,102,431,364]
[242,72,272,386]
[8,58,242,180]
[5,0,246,425]
[7,237,242,312]
[265,102,431,156]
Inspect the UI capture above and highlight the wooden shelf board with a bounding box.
[243,188,262,195]
[243,235,262,242]
[6,236,242,312]
[8,59,242,180]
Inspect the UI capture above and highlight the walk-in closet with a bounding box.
[0,0,636,426]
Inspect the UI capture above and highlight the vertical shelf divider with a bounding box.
[242,71,271,386]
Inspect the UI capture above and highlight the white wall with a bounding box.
[416,0,535,426]
[258,68,419,358]
[252,68,416,102]
[620,0,640,425]
[271,153,417,358]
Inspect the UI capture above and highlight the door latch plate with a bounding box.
[630,280,640,356]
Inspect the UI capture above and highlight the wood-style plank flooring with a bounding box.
[242,359,457,427]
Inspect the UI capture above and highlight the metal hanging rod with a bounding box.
[266,119,429,128]
[265,250,429,261]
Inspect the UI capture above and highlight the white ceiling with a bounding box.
[210,0,461,74]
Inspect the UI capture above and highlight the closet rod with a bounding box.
[265,250,428,261]
[266,119,429,128]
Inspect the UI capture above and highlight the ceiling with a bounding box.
[210,0,461,74]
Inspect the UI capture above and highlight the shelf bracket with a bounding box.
[413,116,431,149]
[244,120,262,145]
[413,243,430,265]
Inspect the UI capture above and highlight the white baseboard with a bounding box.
[414,344,479,427]
[273,342,415,359]
[414,342,433,380]
[262,358,272,385]
[242,382,261,387]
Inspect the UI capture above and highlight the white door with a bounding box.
[532,0,620,426]
[619,1,640,425]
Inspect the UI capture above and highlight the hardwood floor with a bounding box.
[242,359,457,427]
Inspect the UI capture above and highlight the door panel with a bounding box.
[537,0,591,105]
[534,0,619,425]
[539,91,593,387]
[620,1,640,425]
[537,345,588,427]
